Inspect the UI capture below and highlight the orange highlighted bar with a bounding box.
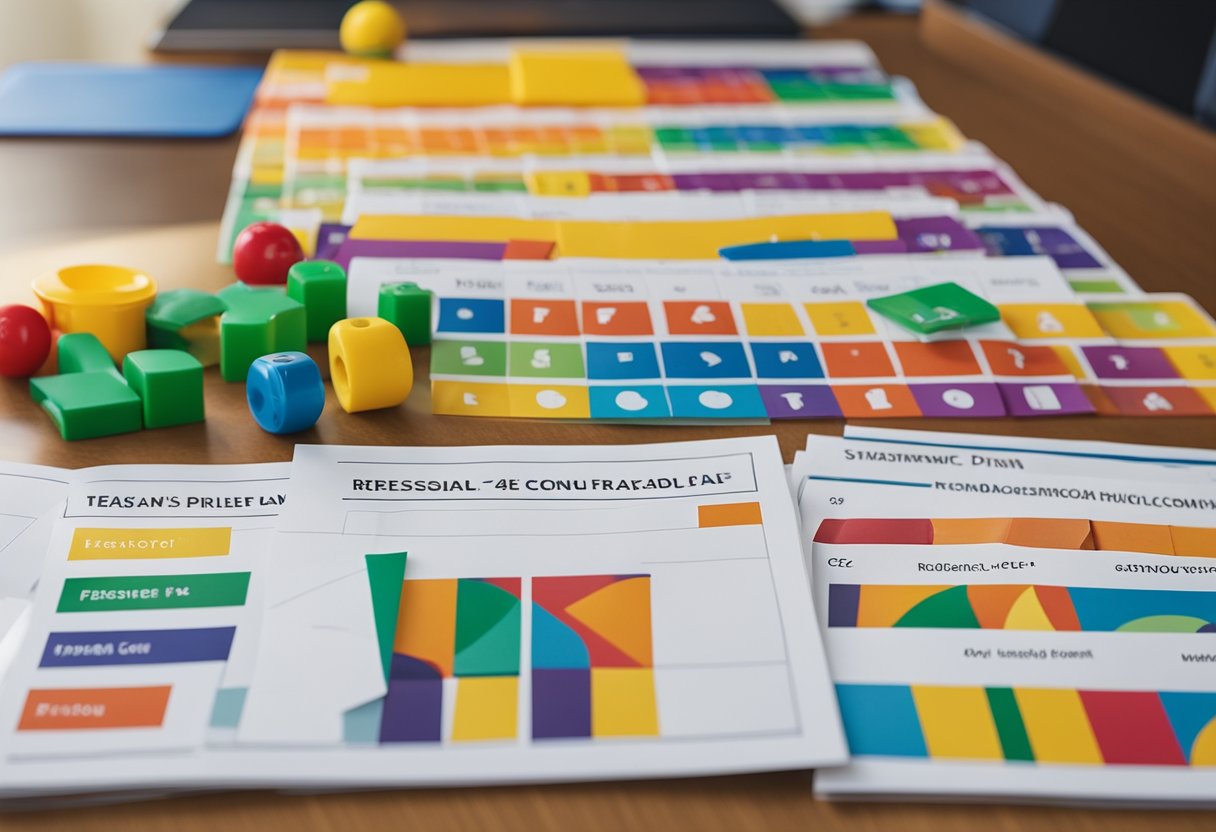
[698,502,763,528]
[1171,526,1216,558]
[1090,521,1175,556]
[19,686,171,731]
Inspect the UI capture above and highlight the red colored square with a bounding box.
[1078,690,1186,765]
[502,239,555,260]
[509,299,580,336]
[581,301,653,336]
[979,340,1070,376]
[893,341,983,377]
[663,301,737,335]
[821,342,895,378]
[597,173,675,193]
[1098,385,1213,416]
[831,384,922,418]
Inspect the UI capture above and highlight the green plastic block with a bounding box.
[286,260,347,342]
[57,332,120,377]
[866,281,1000,336]
[216,283,307,382]
[122,349,205,429]
[30,372,142,440]
[146,289,226,366]
[377,282,433,346]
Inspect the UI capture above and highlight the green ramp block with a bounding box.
[30,372,142,440]
[377,282,433,346]
[216,283,307,382]
[146,289,226,367]
[122,349,205,429]
[57,332,122,378]
[286,260,347,342]
[867,281,1000,336]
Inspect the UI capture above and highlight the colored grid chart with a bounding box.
[835,684,1216,767]
[813,518,1216,557]
[827,584,1216,633]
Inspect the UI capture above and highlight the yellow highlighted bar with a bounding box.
[510,50,645,107]
[912,685,1003,760]
[68,527,231,561]
[326,63,511,107]
[1015,687,1103,764]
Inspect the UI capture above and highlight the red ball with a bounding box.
[233,222,305,285]
[0,304,52,378]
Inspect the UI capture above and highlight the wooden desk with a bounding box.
[0,10,1214,830]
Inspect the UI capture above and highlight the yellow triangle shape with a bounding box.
[1003,586,1055,631]
[565,577,653,666]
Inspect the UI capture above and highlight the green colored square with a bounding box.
[508,341,585,378]
[861,126,918,150]
[866,282,1000,335]
[473,178,528,192]
[769,80,828,102]
[431,339,507,376]
[655,127,697,151]
[378,281,432,346]
[1122,305,1181,333]
[287,260,347,342]
[122,349,205,429]
[217,283,307,382]
[1068,279,1124,294]
[30,371,142,440]
[57,332,119,376]
[823,83,895,101]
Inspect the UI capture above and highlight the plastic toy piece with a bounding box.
[286,260,347,342]
[32,264,157,361]
[29,372,142,440]
[508,50,645,106]
[246,352,325,434]
[328,317,413,413]
[57,332,123,377]
[377,282,432,346]
[232,222,305,285]
[866,282,1000,336]
[146,289,226,366]
[217,283,307,382]
[0,304,52,378]
[339,0,406,59]
[122,349,204,429]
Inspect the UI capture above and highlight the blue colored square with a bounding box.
[588,386,671,419]
[794,125,829,144]
[436,298,505,334]
[834,684,927,758]
[750,342,824,379]
[585,342,661,380]
[667,385,767,419]
[660,342,752,379]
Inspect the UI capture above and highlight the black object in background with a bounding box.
[153,0,801,52]
[951,0,1216,127]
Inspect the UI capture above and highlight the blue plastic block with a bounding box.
[246,351,324,434]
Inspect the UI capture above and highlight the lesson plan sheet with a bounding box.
[239,436,846,784]
[792,435,1216,805]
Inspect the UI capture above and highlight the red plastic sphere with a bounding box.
[0,304,52,378]
[232,222,305,285]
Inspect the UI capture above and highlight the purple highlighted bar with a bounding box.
[998,382,1095,417]
[760,385,843,419]
[909,383,1007,418]
[40,626,235,667]
[895,217,985,254]
[334,239,508,270]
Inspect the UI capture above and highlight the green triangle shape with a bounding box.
[365,551,408,682]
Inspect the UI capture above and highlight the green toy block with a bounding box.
[57,332,121,377]
[122,350,205,429]
[377,282,433,346]
[866,281,1000,336]
[286,260,347,342]
[30,372,142,440]
[146,289,226,366]
[216,283,307,382]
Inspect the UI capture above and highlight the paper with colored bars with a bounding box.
[238,437,845,785]
[790,432,1216,805]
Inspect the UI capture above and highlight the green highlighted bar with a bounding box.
[58,572,251,612]
[986,687,1035,762]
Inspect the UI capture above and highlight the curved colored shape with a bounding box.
[966,585,1028,629]
[1115,615,1209,634]
[1003,586,1055,631]
[394,578,457,677]
[454,600,521,677]
[895,585,980,629]
[857,585,947,628]
[1159,691,1216,762]
[1035,586,1081,631]
[1191,717,1216,765]
[533,575,647,667]
[1070,587,1216,632]
[531,604,590,669]
[455,580,518,653]
[565,576,653,667]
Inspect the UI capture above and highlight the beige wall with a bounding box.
[0,0,184,65]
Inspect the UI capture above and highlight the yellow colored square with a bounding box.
[1195,385,1216,411]
[1164,346,1216,380]
[509,50,645,106]
[910,685,1002,760]
[999,304,1105,339]
[804,301,875,336]
[1089,300,1216,339]
[507,384,591,419]
[740,303,804,336]
[1050,345,1088,379]
[526,171,592,197]
[900,117,964,151]
[451,676,518,742]
[591,668,659,738]
[1014,687,1103,764]
[432,381,511,417]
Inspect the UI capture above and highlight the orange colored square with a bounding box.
[581,301,653,336]
[1099,385,1214,416]
[698,501,763,528]
[831,384,921,418]
[979,341,1070,376]
[893,341,982,377]
[1089,521,1174,555]
[503,239,555,260]
[663,301,737,335]
[821,342,895,378]
[509,300,580,336]
[19,686,170,731]
[1170,525,1216,558]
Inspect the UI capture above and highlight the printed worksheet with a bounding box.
[239,437,845,784]
[793,435,1216,805]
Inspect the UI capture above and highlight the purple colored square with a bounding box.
[909,383,1007,417]
[379,677,442,743]
[532,668,591,740]
[759,385,843,419]
[998,382,1095,416]
[313,224,350,261]
[1081,346,1179,380]
[895,217,986,254]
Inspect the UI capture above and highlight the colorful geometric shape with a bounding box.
[452,676,518,741]
[835,683,927,757]
[911,685,1003,759]
[590,668,659,737]
[1015,687,1103,764]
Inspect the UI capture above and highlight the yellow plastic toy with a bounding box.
[339,0,407,59]
[33,265,157,361]
[328,316,413,413]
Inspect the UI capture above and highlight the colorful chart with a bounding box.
[532,575,658,740]
[835,683,1216,767]
[814,517,1216,557]
[828,584,1216,633]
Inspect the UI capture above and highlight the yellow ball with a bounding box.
[340,1,406,58]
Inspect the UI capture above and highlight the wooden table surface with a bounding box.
[1,11,1214,830]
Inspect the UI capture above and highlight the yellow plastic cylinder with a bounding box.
[33,265,157,361]
[328,316,413,413]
